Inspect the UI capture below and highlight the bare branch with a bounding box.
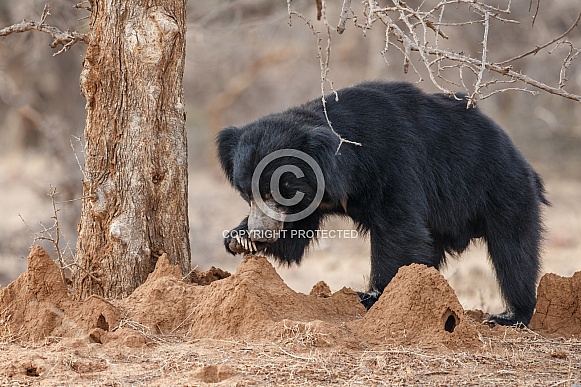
[74,1,92,12]
[19,186,70,288]
[287,2,362,153]
[48,186,66,285]
[557,41,581,90]
[428,45,581,102]
[70,136,88,182]
[530,0,541,26]
[289,0,581,107]
[315,0,322,21]
[468,11,490,107]
[369,0,581,103]
[481,87,540,100]
[337,0,352,34]
[499,12,581,66]
[0,4,89,56]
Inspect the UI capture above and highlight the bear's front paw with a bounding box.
[225,233,267,255]
[357,290,382,310]
[483,311,529,327]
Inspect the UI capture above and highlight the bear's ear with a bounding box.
[309,126,340,157]
[216,126,242,184]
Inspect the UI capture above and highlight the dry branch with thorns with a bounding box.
[288,0,581,108]
[18,185,99,292]
[0,4,88,55]
[19,186,70,286]
[287,0,362,154]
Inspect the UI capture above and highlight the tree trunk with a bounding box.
[74,0,190,298]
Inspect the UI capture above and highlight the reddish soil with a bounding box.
[348,264,480,349]
[0,246,580,385]
[530,271,581,337]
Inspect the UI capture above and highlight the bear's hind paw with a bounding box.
[483,311,529,328]
[357,290,382,310]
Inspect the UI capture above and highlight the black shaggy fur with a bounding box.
[217,81,548,326]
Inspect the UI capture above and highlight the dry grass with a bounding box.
[0,306,21,345]
[0,327,579,386]
[280,320,332,348]
[115,319,186,345]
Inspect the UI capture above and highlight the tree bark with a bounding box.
[74,0,190,298]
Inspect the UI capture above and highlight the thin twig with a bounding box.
[48,186,66,286]
[555,41,581,90]
[337,0,352,34]
[287,5,362,153]
[61,261,101,284]
[279,346,318,361]
[468,11,490,107]
[70,136,88,181]
[499,12,581,66]
[531,0,541,26]
[19,186,70,288]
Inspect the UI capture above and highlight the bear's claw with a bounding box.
[483,311,529,327]
[357,290,382,310]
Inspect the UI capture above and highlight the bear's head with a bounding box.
[216,114,342,242]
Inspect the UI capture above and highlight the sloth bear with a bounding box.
[217,81,548,326]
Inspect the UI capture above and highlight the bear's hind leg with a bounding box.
[485,217,541,326]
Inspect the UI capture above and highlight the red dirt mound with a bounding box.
[0,246,135,344]
[123,254,365,343]
[0,249,368,346]
[530,271,581,337]
[0,247,496,350]
[310,281,332,298]
[190,266,231,285]
[348,264,480,349]
[0,246,74,341]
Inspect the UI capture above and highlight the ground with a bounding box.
[0,333,579,386]
[0,245,580,386]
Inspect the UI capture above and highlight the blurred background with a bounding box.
[0,0,580,313]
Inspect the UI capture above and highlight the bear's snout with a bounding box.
[248,199,285,243]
